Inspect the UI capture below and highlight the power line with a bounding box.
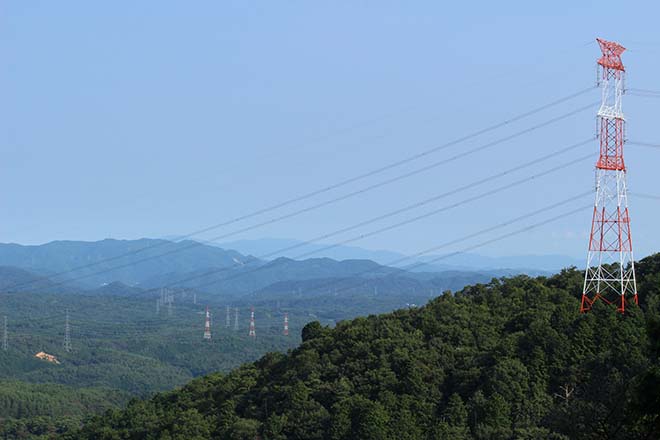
[300,203,592,298]
[159,138,594,293]
[11,103,597,293]
[46,142,593,311]
[628,141,660,149]
[290,156,592,262]
[271,141,593,261]
[5,89,596,292]
[168,154,593,293]
[77,104,592,284]
[629,192,660,201]
[10,184,585,339]
[2,316,7,352]
[627,87,660,96]
[628,94,660,99]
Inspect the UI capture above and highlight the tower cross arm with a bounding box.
[596,38,626,71]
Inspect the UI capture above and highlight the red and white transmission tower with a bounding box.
[283,313,289,336]
[203,306,212,340]
[248,307,256,339]
[581,38,638,313]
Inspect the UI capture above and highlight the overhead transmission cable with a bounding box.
[629,192,660,201]
[313,203,592,298]
[18,195,591,334]
[628,141,660,149]
[9,102,597,293]
[24,137,596,321]
[627,87,660,98]
[169,194,592,299]
[6,88,596,292]
[182,156,593,293]
[137,149,592,294]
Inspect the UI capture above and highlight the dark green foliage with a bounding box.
[0,380,127,419]
[66,254,660,439]
[0,381,127,440]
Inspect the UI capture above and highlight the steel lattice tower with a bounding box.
[581,38,638,313]
[283,313,289,336]
[248,307,256,339]
[203,306,212,340]
[63,310,72,353]
[2,316,7,352]
[233,307,239,331]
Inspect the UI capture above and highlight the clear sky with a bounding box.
[2,1,659,259]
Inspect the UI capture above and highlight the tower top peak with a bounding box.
[596,38,626,71]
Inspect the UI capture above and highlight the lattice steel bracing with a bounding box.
[581,38,638,313]
[248,307,256,338]
[2,316,7,352]
[63,310,72,352]
[203,306,212,340]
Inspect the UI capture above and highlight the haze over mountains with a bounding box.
[0,238,578,299]
[219,238,583,272]
[0,239,255,289]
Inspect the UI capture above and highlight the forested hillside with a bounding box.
[0,379,132,439]
[0,268,438,438]
[60,254,660,439]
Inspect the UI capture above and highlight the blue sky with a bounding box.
[2,1,659,259]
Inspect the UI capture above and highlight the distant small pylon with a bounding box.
[203,306,212,340]
[193,293,197,305]
[283,313,289,336]
[63,310,72,353]
[2,316,7,351]
[225,306,231,328]
[248,307,256,339]
[156,298,160,315]
[234,307,239,331]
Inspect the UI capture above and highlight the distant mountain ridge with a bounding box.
[0,266,63,293]
[219,238,582,272]
[0,239,560,300]
[0,239,258,288]
[139,257,405,294]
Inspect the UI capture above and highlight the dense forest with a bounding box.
[42,254,660,439]
[0,381,129,439]
[0,264,442,438]
[0,290,302,391]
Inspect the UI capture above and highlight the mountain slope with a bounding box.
[0,239,258,288]
[69,254,660,439]
[140,257,405,294]
[0,266,65,293]
[0,240,542,298]
[219,238,581,272]
[142,257,502,297]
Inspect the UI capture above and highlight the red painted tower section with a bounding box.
[283,313,289,336]
[581,38,638,313]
